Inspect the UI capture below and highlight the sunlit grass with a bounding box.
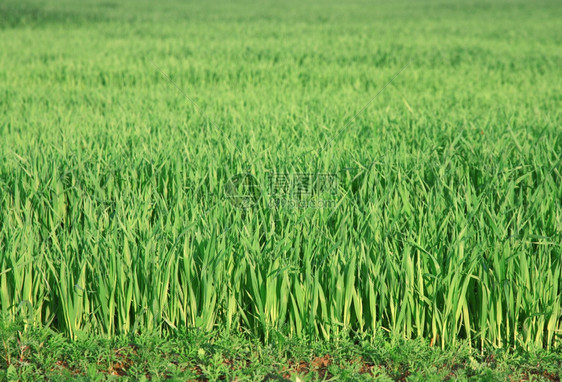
[0,0,561,351]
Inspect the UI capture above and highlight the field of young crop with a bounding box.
[1,0,561,379]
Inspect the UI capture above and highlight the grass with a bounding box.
[1,320,561,381]
[0,0,561,377]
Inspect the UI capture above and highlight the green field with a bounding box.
[1,0,561,379]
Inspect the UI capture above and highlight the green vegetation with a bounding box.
[1,320,561,381]
[1,0,561,378]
